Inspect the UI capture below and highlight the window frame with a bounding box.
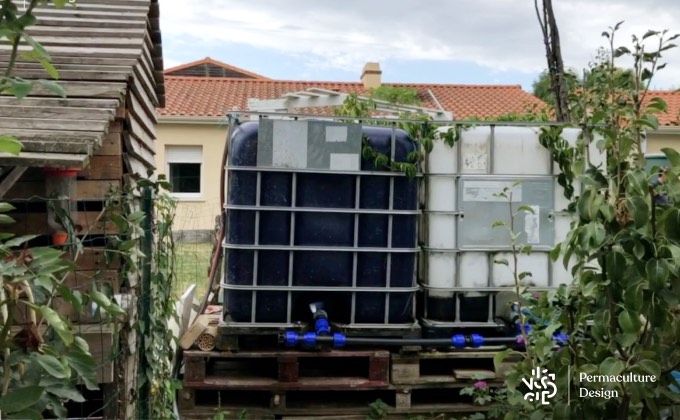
[165,145,203,201]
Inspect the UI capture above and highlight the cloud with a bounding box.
[159,0,680,88]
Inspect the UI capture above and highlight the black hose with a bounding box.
[287,335,519,347]
[344,336,518,346]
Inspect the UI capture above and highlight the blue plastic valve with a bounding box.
[452,334,466,348]
[302,332,316,347]
[471,334,484,348]
[333,333,346,348]
[315,317,331,335]
[284,331,299,347]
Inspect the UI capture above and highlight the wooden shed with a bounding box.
[0,0,164,417]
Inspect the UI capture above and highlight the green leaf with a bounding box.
[646,258,670,290]
[494,258,509,266]
[46,383,85,402]
[0,386,44,414]
[624,282,644,312]
[637,359,661,378]
[550,243,561,262]
[492,220,505,228]
[0,202,16,213]
[9,78,34,99]
[605,251,627,281]
[90,289,112,309]
[626,169,649,196]
[40,306,73,345]
[664,208,680,241]
[517,205,535,214]
[661,147,680,168]
[0,135,23,155]
[618,310,641,334]
[3,234,37,247]
[600,357,625,376]
[616,333,638,347]
[35,354,68,379]
[648,97,668,113]
[37,79,66,98]
[64,348,98,391]
[626,196,649,228]
[0,214,16,224]
[633,241,645,259]
[6,409,42,420]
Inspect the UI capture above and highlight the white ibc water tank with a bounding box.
[422,124,606,326]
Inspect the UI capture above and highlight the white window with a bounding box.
[166,146,202,199]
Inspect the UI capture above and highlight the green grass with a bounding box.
[173,241,214,301]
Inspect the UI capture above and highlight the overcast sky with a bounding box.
[158,0,680,92]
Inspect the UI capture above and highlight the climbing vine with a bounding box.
[105,175,180,420]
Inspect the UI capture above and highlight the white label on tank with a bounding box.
[462,181,522,202]
[524,205,540,244]
[325,126,348,142]
[462,142,488,171]
[330,153,360,171]
[272,120,308,168]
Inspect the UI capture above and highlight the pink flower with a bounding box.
[474,381,487,389]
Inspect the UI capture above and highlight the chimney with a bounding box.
[361,62,382,89]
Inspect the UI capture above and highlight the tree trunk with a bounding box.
[535,0,571,122]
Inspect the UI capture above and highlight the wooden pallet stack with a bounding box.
[178,323,516,419]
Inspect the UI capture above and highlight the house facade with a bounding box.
[156,58,549,241]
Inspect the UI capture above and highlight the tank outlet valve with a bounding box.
[303,332,317,347]
[451,334,485,348]
[332,333,346,348]
[282,331,299,347]
[310,302,331,336]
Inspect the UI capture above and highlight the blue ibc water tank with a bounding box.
[223,120,419,327]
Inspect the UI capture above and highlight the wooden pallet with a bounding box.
[391,347,520,385]
[182,349,390,394]
[177,384,493,419]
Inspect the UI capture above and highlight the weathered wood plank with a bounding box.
[4,36,145,49]
[32,8,149,20]
[94,132,122,156]
[123,134,155,168]
[25,25,146,38]
[0,44,142,59]
[0,167,28,199]
[0,128,103,143]
[124,154,150,177]
[0,105,115,120]
[0,53,139,67]
[129,73,157,123]
[127,111,156,154]
[20,140,92,154]
[79,155,123,180]
[129,89,156,135]
[16,81,126,99]
[0,96,120,109]
[9,69,131,81]
[6,211,119,236]
[0,117,109,132]
[132,61,158,108]
[5,179,121,201]
[0,152,88,168]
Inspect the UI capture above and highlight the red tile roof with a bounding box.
[158,76,547,120]
[645,91,680,126]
